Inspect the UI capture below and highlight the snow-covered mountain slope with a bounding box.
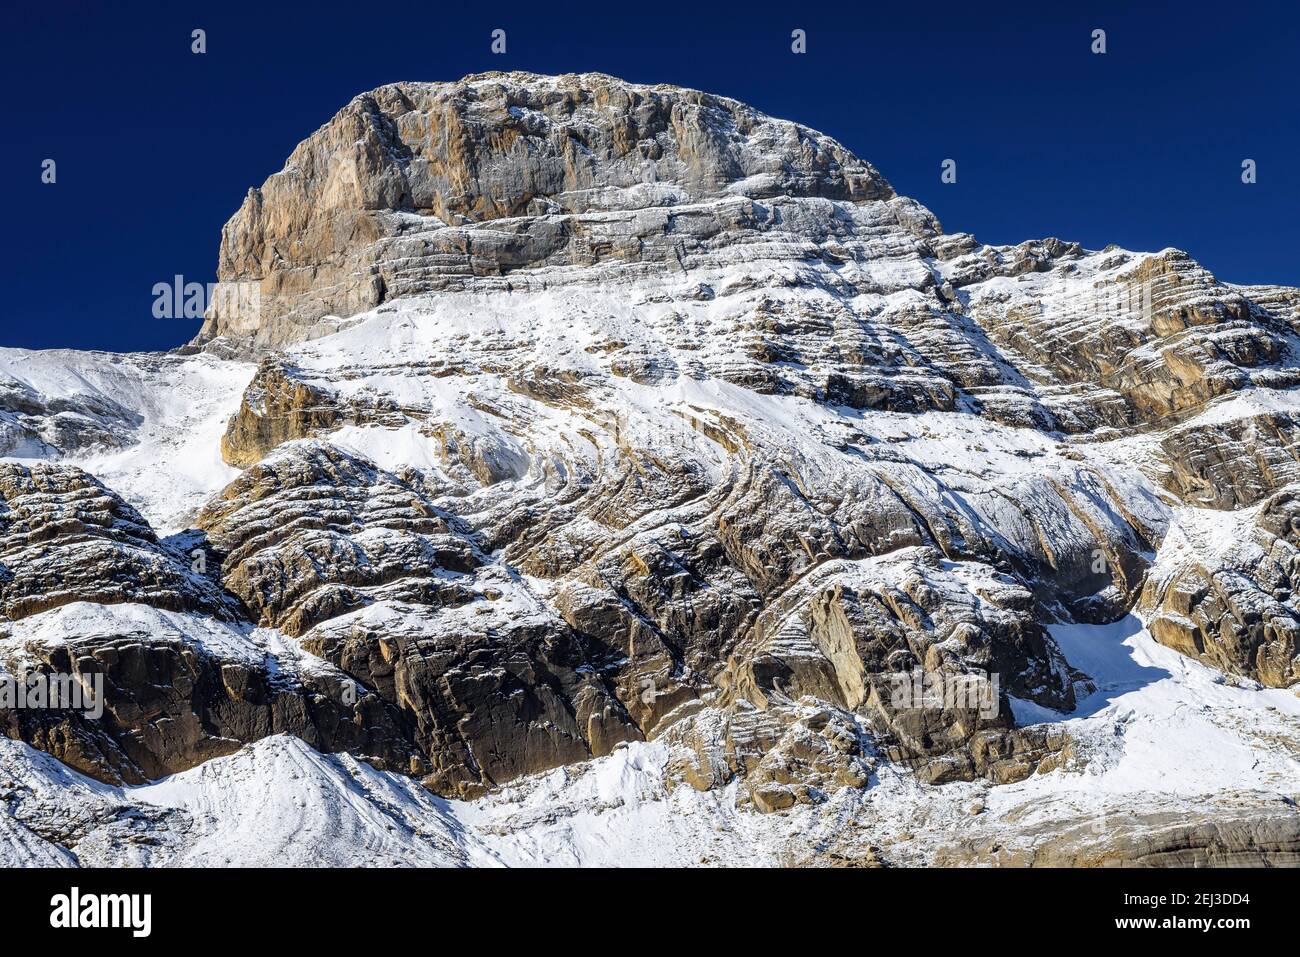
[2,617,1295,867]
[0,348,253,532]
[0,734,494,867]
[3,72,1300,866]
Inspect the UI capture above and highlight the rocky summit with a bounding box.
[3,72,1300,867]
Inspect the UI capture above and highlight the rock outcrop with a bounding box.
[935,796,1300,867]
[2,609,418,785]
[197,440,639,796]
[196,72,900,353]
[0,461,418,784]
[1143,485,1300,687]
[0,462,230,620]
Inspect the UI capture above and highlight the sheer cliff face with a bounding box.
[5,72,1300,863]
[196,71,911,350]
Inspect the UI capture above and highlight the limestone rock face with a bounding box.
[197,441,481,635]
[197,72,901,353]
[721,550,1081,784]
[0,462,230,620]
[302,600,638,798]
[5,72,1300,864]
[196,74,1300,530]
[1142,486,1300,688]
[198,441,638,796]
[181,73,1300,795]
[935,798,1300,867]
[0,461,418,784]
[665,700,875,812]
[1158,411,1300,509]
[220,359,351,469]
[956,246,1295,427]
[2,612,418,786]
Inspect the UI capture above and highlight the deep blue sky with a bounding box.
[3,1,1297,352]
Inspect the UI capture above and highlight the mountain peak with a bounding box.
[197,72,919,351]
